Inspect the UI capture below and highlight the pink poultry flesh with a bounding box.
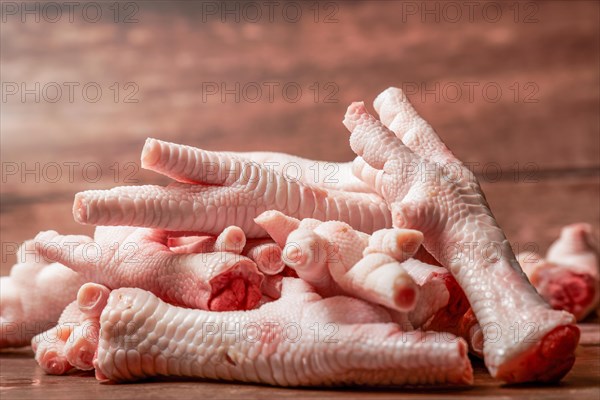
[520,223,599,321]
[2,87,593,389]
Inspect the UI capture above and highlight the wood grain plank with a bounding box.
[1,1,598,198]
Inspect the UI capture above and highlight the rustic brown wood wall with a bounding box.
[0,1,599,397]
[1,1,598,274]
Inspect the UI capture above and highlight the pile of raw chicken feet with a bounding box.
[2,88,598,387]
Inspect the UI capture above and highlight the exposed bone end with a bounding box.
[211,278,262,311]
[64,330,97,371]
[208,263,263,311]
[248,243,285,275]
[393,283,418,311]
[77,283,110,317]
[215,226,246,254]
[533,267,599,321]
[393,229,423,257]
[37,349,73,375]
[494,324,580,383]
[33,323,75,375]
[379,266,419,312]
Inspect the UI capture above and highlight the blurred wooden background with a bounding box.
[1,0,599,274]
[1,1,599,397]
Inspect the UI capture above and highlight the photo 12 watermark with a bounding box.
[1,82,140,103]
[1,2,140,24]
[197,1,340,24]
[200,81,339,104]
[399,81,540,104]
[1,161,140,185]
[399,1,540,24]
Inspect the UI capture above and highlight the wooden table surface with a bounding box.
[1,320,599,399]
[1,0,599,398]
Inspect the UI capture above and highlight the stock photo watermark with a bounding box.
[0,159,541,188]
[200,81,339,104]
[398,81,540,104]
[197,1,340,23]
[1,1,139,23]
[1,82,140,103]
[1,239,141,265]
[113,321,342,345]
[1,235,542,267]
[5,319,545,350]
[399,1,540,24]
[394,160,541,184]
[1,161,140,184]
[198,81,539,105]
